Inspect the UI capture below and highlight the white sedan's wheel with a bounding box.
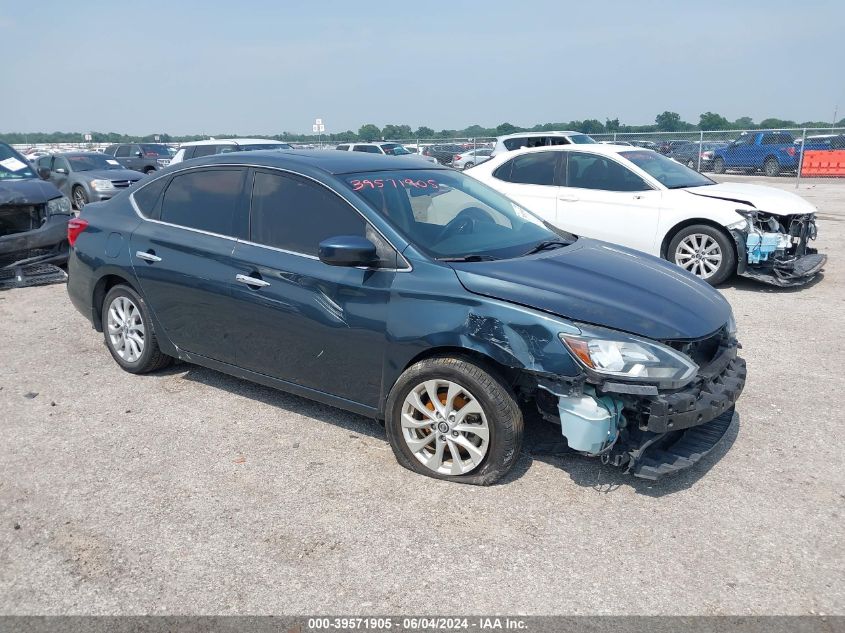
[667,224,736,286]
[674,233,723,280]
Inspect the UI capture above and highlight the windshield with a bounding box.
[139,144,171,157]
[343,169,574,260]
[381,144,412,155]
[67,154,123,171]
[570,134,597,144]
[620,150,714,189]
[0,144,37,180]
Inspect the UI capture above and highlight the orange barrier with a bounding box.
[801,150,845,177]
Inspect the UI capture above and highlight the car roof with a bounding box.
[179,138,289,147]
[174,149,445,175]
[497,130,583,139]
[493,144,640,157]
[55,151,106,157]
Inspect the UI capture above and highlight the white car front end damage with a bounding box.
[680,183,826,287]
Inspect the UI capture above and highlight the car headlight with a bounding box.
[46,196,72,215]
[560,325,698,388]
[91,179,114,191]
[727,218,748,231]
[726,311,737,337]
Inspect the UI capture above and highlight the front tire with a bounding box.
[667,225,736,285]
[713,157,726,174]
[72,186,88,210]
[385,356,523,485]
[102,284,172,374]
[463,162,474,170]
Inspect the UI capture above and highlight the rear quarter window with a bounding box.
[132,177,168,217]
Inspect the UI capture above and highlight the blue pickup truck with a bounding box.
[713,131,825,176]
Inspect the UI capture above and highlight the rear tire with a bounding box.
[385,356,523,485]
[713,157,726,174]
[764,157,781,177]
[102,284,172,374]
[463,162,475,170]
[667,224,736,285]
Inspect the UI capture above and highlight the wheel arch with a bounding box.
[92,273,139,332]
[660,218,737,261]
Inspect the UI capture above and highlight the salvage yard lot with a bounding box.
[1,177,843,615]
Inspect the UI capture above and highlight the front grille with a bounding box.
[111,179,140,188]
[0,204,46,237]
[665,328,727,367]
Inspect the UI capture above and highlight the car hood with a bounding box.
[683,183,817,215]
[82,169,145,180]
[450,239,731,340]
[0,178,63,206]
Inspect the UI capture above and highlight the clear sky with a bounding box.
[2,0,843,135]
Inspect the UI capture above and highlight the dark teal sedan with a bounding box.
[66,150,745,484]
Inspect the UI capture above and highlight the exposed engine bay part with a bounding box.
[538,384,623,455]
[731,210,826,287]
[529,325,745,478]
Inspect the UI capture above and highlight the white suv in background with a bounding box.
[169,139,293,165]
[335,142,438,163]
[491,130,596,157]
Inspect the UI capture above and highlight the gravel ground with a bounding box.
[1,178,843,616]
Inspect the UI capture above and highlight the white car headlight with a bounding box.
[91,179,114,191]
[46,196,72,215]
[560,325,698,388]
[726,311,737,337]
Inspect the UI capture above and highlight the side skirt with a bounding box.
[173,348,380,419]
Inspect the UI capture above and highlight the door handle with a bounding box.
[135,251,162,262]
[235,274,270,288]
[558,195,579,202]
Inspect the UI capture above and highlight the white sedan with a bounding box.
[466,144,825,286]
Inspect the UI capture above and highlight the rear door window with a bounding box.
[159,169,245,236]
[192,145,222,158]
[494,151,559,185]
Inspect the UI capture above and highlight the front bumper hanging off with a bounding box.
[730,211,826,287]
[535,330,747,479]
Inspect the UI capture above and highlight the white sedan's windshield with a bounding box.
[344,170,574,260]
[621,150,714,189]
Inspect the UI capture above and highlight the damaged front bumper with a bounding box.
[730,211,826,287]
[0,206,70,288]
[535,328,746,479]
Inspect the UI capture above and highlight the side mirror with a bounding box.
[37,167,51,180]
[318,236,377,267]
[135,151,143,157]
[55,168,68,175]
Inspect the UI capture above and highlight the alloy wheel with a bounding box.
[73,188,86,210]
[674,233,723,279]
[401,379,490,476]
[107,296,145,362]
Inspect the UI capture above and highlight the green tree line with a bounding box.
[4,112,844,145]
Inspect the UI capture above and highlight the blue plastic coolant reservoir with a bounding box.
[557,388,622,454]
[746,232,781,264]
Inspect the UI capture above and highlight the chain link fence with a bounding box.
[589,128,845,187]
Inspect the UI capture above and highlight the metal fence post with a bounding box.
[796,128,807,189]
[613,132,617,142]
[697,130,704,172]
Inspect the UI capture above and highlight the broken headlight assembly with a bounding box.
[560,325,699,389]
[46,196,72,216]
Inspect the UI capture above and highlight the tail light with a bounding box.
[785,146,796,156]
[455,155,462,161]
[67,217,89,247]
[701,151,713,159]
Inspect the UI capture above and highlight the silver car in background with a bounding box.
[452,147,493,169]
[36,153,144,211]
